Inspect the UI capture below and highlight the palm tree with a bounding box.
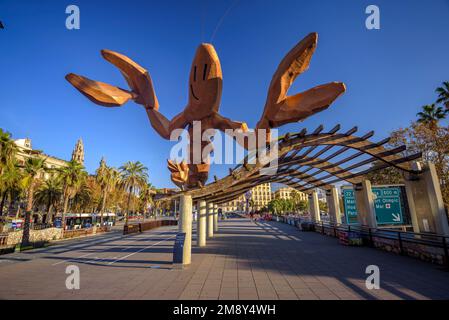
[96,158,119,224]
[21,157,46,246]
[0,128,18,176]
[0,161,23,216]
[34,176,62,224]
[139,183,156,218]
[417,104,447,128]
[119,161,148,225]
[72,176,100,213]
[58,160,86,231]
[436,81,449,111]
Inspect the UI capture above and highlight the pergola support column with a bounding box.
[179,194,192,265]
[213,203,219,232]
[309,190,321,223]
[354,180,377,228]
[207,202,214,238]
[197,200,207,247]
[404,161,449,236]
[326,186,342,225]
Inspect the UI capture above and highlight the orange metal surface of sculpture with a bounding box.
[66,32,345,190]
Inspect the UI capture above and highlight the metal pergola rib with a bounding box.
[155,124,422,206]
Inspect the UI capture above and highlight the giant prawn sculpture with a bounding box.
[66,32,345,190]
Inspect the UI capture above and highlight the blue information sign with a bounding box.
[173,232,186,264]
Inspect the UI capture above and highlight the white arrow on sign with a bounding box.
[392,213,401,222]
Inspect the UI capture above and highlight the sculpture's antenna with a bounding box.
[209,0,240,43]
[201,0,206,42]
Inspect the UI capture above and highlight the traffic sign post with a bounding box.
[342,186,405,226]
[372,187,404,225]
[342,188,358,225]
[173,232,186,266]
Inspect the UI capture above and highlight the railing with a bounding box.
[123,219,178,235]
[62,228,94,239]
[62,225,112,239]
[31,223,53,230]
[270,215,449,268]
[95,225,111,233]
[314,221,449,268]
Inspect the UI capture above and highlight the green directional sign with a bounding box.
[342,189,358,225]
[342,186,404,225]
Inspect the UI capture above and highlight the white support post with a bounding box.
[179,194,192,265]
[197,200,207,247]
[404,162,449,236]
[213,203,218,232]
[310,191,321,223]
[207,202,214,238]
[354,180,377,228]
[327,186,342,225]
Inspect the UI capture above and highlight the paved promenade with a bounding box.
[0,217,448,300]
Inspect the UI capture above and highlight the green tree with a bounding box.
[367,121,449,208]
[319,200,328,213]
[416,104,446,128]
[366,159,403,185]
[0,128,18,176]
[96,158,119,224]
[59,160,86,230]
[21,157,46,246]
[296,200,308,212]
[436,81,449,111]
[119,161,148,225]
[0,129,19,214]
[34,176,62,224]
[72,175,100,213]
[139,183,155,217]
[0,161,23,216]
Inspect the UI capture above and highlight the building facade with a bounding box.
[219,194,245,213]
[219,183,272,212]
[14,138,85,180]
[273,186,308,202]
[251,183,272,211]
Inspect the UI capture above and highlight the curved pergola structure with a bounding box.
[156,124,422,205]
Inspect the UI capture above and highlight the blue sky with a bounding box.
[1,0,449,189]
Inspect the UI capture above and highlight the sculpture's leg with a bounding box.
[187,163,209,188]
[185,129,213,188]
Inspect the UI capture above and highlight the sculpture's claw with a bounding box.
[101,49,159,110]
[257,32,346,137]
[271,82,346,127]
[266,32,318,107]
[65,73,135,107]
[167,160,189,189]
